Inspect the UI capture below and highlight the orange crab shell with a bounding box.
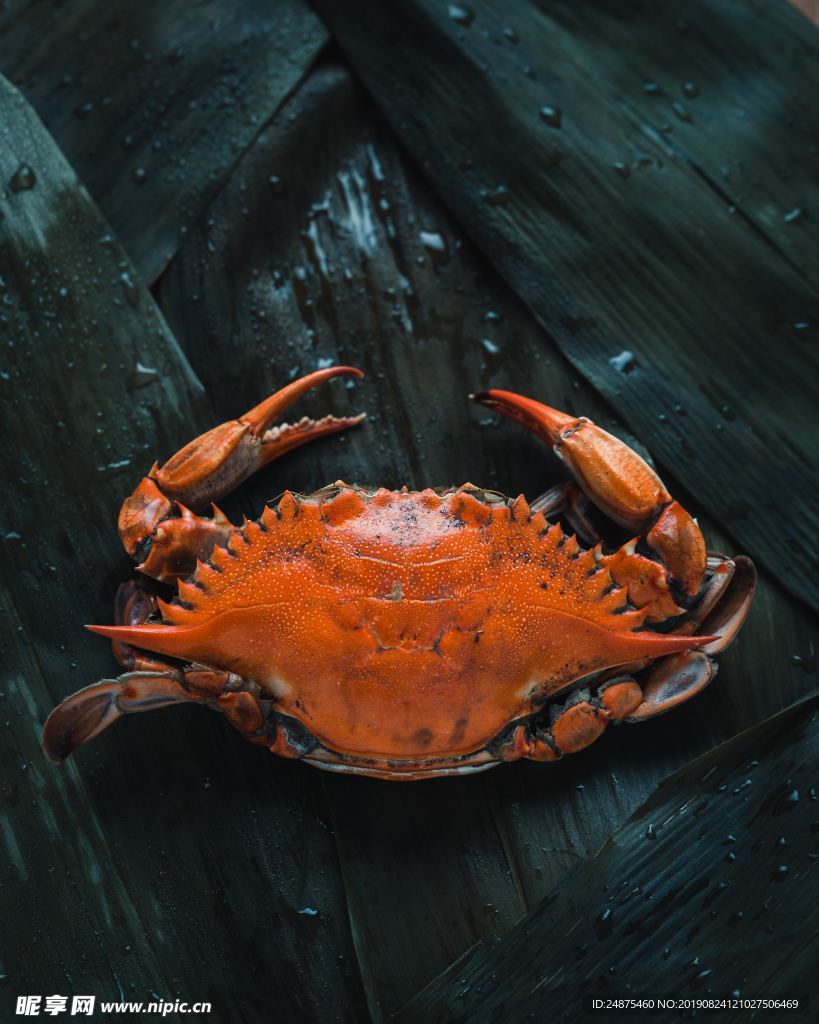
[91,485,709,763]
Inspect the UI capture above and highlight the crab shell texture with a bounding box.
[96,484,725,777]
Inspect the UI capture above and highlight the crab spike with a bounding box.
[211,503,230,525]
[86,621,196,660]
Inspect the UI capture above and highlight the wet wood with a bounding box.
[311,0,819,613]
[0,0,327,282]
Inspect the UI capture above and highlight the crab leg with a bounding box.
[472,390,706,600]
[109,580,170,673]
[529,481,599,545]
[119,366,365,582]
[42,666,270,762]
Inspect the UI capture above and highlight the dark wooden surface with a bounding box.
[1,3,818,1022]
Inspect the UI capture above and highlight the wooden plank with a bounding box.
[0,76,366,1023]
[398,693,819,1024]
[0,0,327,282]
[310,0,819,612]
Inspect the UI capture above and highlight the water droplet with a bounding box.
[720,403,736,421]
[539,105,562,128]
[74,100,95,119]
[9,164,36,192]
[672,101,692,123]
[784,789,799,804]
[609,350,636,373]
[645,823,656,840]
[503,26,519,43]
[482,185,511,207]
[725,851,736,862]
[595,908,614,939]
[119,272,139,308]
[481,338,501,355]
[268,175,285,195]
[791,655,816,672]
[420,230,446,252]
[772,864,788,880]
[132,166,147,185]
[784,207,804,224]
[448,4,475,27]
[643,82,661,95]
[613,162,631,179]
[298,906,319,916]
[131,362,158,388]
[682,81,699,98]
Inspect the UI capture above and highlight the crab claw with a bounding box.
[150,366,365,510]
[473,390,706,598]
[117,367,365,568]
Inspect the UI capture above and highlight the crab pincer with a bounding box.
[118,366,365,582]
[472,389,755,725]
[472,390,706,599]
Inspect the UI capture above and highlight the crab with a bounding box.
[42,367,756,779]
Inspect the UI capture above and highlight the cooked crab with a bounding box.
[42,367,755,779]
